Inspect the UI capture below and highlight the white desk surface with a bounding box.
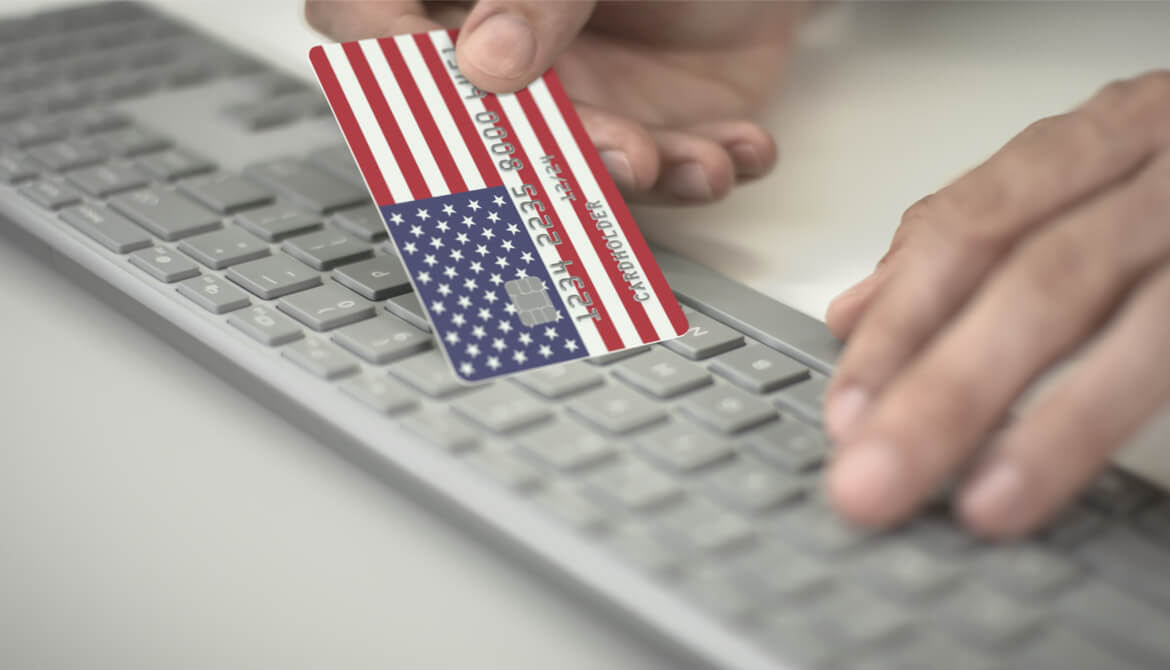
[4,2,1169,668]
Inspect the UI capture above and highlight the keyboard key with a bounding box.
[281,227,373,270]
[585,346,649,366]
[853,544,962,602]
[679,385,777,434]
[1009,629,1147,670]
[517,421,615,471]
[903,515,978,556]
[1056,582,1170,667]
[282,338,359,380]
[1041,503,1108,547]
[744,420,830,473]
[340,375,417,415]
[738,546,832,599]
[227,304,303,346]
[27,137,106,171]
[635,423,734,473]
[585,461,682,512]
[656,499,754,555]
[136,148,214,180]
[511,361,602,399]
[246,158,367,213]
[847,633,995,670]
[90,126,170,157]
[0,152,39,182]
[179,172,273,213]
[709,343,810,393]
[758,616,838,668]
[935,584,1043,649]
[60,203,150,253]
[309,144,364,186]
[611,347,712,398]
[332,255,410,300]
[774,505,871,556]
[975,545,1081,598]
[177,226,269,269]
[65,163,148,196]
[226,254,321,299]
[661,312,744,360]
[385,292,430,331]
[1075,527,1170,610]
[568,385,667,434]
[235,202,322,241]
[176,274,250,314]
[388,350,468,397]
[451,384,551,434]
[606,529,680,575]
[19,179,81,209]
[129,245,200,282]
[110,188,220,241]
[331,314,431,364]
[0,117,70,147]
[277,284,375,331]
[401,409,478,450]
[707,463,804,513]
[679,569,757,620]
[810,588,911,649]
[332,204,387,241]
[535,487,606,531]
[466,449,542,492]
[773,374,828,424]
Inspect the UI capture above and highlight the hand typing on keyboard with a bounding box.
[824,72,1170,538]
[303,0,794,203]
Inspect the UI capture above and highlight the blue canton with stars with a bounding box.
[380,186,589,382]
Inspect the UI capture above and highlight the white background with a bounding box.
[3,1,1169,669]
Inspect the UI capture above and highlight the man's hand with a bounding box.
[305,1,803,204]
[824,71,1170,538]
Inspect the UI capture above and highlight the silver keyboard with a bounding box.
[5,3,1170,669]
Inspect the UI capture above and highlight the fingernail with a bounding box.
[462,12,535,80]
[662,162,712,201]
[600,150,635,189]
[825,386,869,439]
[961,461,1028,523]
[729,142,766,175]
[830,440,906,515]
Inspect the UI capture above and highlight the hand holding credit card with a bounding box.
[310,30,688,382]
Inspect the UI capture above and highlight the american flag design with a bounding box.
[310,30,688,382]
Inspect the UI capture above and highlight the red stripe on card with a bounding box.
[310,46,393,206]
[342,41,430,201]
[413,34,501,189]
[478,93,624,352]
[515,88,659,345]
[541,70,690,337]
[377,38,466,195]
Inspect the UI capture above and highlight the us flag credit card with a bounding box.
[309,30,688,382]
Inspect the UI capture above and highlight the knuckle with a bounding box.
[1086,71,1170,137]
[1013,230,1102,305]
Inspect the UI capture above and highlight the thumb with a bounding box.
[456,0,597,93]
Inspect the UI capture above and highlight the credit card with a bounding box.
[309,30,688,382]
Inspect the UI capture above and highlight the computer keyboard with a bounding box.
[4,3,1170,669]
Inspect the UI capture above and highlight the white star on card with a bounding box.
[520,251,534,263]
[417,271,431,284]
[538,345,552,358]
[462,216,475,227]
[459,362,474,375]
[442,204,455,215]
[402,241,417,254]
[472,325,486,338]
[467,200,481,211]
[487,211,500,223]
[423,253,437,267]
[543,327,557,339]
[416,209,430,220]
[518,332,532,345]
[466,343,480,357]
[389,212,403,225]
[444,331,460,345]
[512,350,527,364]
[437,283,451,296]
[505,223,519,235]
[565,340,578,352]
[492,195,505,206]
[410,224,423,237]
[491,338,506,351]
[487,356,500,370]
[431,300,446,314]
[436,220,450,233]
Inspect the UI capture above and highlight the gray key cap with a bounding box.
[611,347,712,398]
[679,385,777,434]
[452,384,551,433]
[27,137,106,171]
[235,203,322,242]
[65,163,148,197]
[710,343,810,393]
[331,314,431,364]
[466,449,542,492]
[661,312,744,360]
[401,409,478,450]
[568,385,666,434]
[176,274,250,314]
[773,374,828,424]
[904,515,978,556]
[309,144,364,186]
[635,423,733,473]
[136,148,214,180]
[227,304,303,346]
[849,634,997,670]
[1056,582,1170,667]
[707,463,804,513]
[811,588,912,649]
[226,254,321,299]
[1010,629,1147,670]
[385,292,430,331]
[738,546,831,599]
[177,226,269,269]
[975,545,1081,598]
[1075,527,1170,610]
[745,420,830,473]
[282,338,359,380]
[179,172,273,213]
[936,585,1043,649]
[511,361,602,399]
[656,499,754,555]
[332,255,410,300]
[340,375,417,415]
[388,350,468,397]
[332,204,387,241]
[517,421,615,471]
[129,245,200,282]
[760,616,838,668]
[774,504,871,556]
[0,117,70,147]
[585,346,649,366]
[60,203,150,253]
[607,529,680,575]
[110,188,220,241]
[277,284,375,331]
[680,569,757,620]
[90,126,170,157]
[1083,469,1159,515]
[585,461,682,512]
[536,487,606,531]
[281,227,373,270]
[0,152,39,182]
[854,544,962,602]
[1041,503,1108,547]
[19,179,81,209]
[246,158,366,213]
